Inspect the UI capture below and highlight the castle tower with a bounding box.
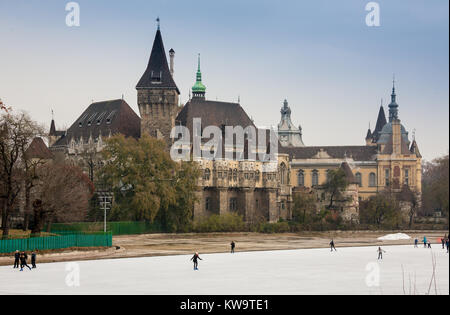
[277,99,305,147]
[136,21,180,145]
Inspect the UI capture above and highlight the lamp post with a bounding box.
[98,191,113,233]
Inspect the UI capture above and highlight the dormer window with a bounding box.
[150,71,162,83]
[105,110,117,125]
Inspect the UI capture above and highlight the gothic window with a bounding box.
[255,171,260,181]
[369,173,376,187]
[228,169,233,181]
[218,171,223,179]
[233,169,238,181]
[312,170,319,187]
[298,170,305,187]
[355,173,362,187]
[205,198,211,211]
[280,163,287,185]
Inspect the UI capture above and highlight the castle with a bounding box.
[48,25,422,223]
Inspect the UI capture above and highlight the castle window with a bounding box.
[233,169,238,182]
[404,169,410,186]
[218,171,223,179]
[229,198,237,211]
[312,170,319,187]
[255,171,260,181]
[228,169,233,181]
[203,169,211,181]
[205,198,211,211]
[298,170,305,187]
[385,169,390,187]
[355,173,362,187]
[369,173,376,187]
[280,163,287,185]
[150,71,162,83]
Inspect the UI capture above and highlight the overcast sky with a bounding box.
[0,0,448,161]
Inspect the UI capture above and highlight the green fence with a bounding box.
[47,221,164,236]
[0,233,112,254]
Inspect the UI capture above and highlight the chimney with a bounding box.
[169,48,175,77]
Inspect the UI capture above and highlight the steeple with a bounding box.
[277,99,305,147]
[372,102,387,142]
[136,23,179,93]
[388,77,399,122]
[192,54,206,99]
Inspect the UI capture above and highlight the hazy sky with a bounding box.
[0,0,448,161]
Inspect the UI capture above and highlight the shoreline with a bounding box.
[0,230,447,266]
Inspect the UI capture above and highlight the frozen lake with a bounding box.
[0,245,448,295]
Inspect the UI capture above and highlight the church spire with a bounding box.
[388,77,399,122]
[192,54,206,99]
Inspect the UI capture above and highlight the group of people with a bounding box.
[13,250,37,271]
[414,235,449,253]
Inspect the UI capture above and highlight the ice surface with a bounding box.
[378,233,411,241]
[0,245,448,295]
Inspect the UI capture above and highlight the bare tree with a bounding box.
[31,161,94,233]
[0,111,43,237]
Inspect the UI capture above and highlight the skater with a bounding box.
[31,251,37,269]
[377,247,386,260]
[441,238,445,249]
[423,236,428,248]
[13,250,20,269]
[231,241,236,254]
[446,239,449,254]
[427,241,432,249]
[191,252,202,271]
[414,238,419,248]
[19,251,31,271]
[330,239,337,252]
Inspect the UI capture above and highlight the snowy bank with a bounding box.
[377,233,411,241]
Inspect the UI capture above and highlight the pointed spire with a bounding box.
[372,103,387,142]
[136,22,179,93]
[192,53,206,99]
[389,76,399,122]
[156,17,160,30]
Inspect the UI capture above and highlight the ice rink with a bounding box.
[0,245,448,295]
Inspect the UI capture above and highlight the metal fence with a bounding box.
[0,233,112,254]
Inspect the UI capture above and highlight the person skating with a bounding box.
[13,250,20,269]
[446,239,449,254]
[414,239,419,248]
[191,252,202,271]
[441,238,445,249]
[31,251,37,269]
[231,241,236,254]
[19,252,31,271]
[422,236,427,248]
[377,247,386,260]
[427,241,432,249]
[330,240,337,252]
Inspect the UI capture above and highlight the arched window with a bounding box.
[233,169,238,182]
[312,170,319,186]
[205,198,211,211]
[298,170,305,187]
[255,171,260,181]
[369,173,376,187]
[355,173,362,187]
[228,169,233,181]
[280,163,287,185]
